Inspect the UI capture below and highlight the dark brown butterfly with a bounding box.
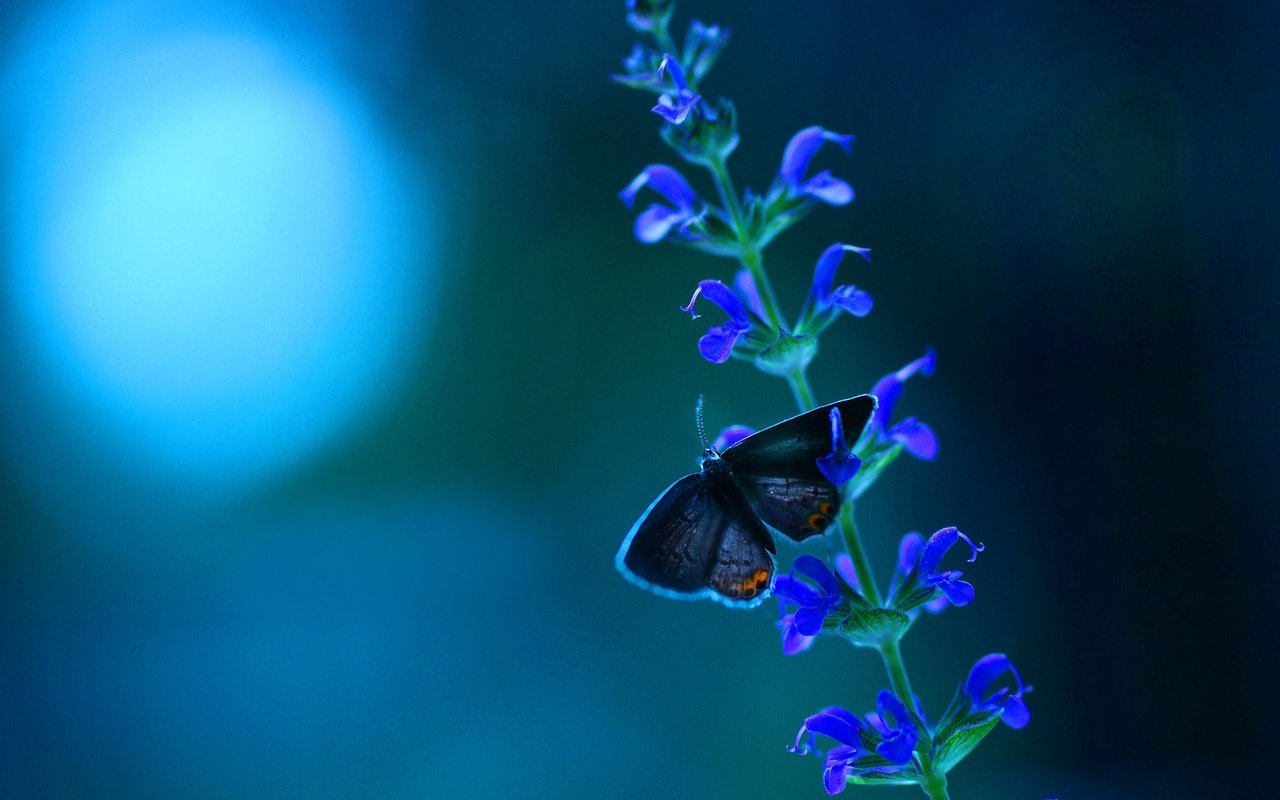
[616,395,876,607]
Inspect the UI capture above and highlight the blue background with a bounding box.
[2,1,1276,797]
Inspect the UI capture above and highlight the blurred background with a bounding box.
[1,0,1275,797]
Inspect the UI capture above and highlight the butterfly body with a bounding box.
[616,395,876,607]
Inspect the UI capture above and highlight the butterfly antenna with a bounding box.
[695,394,710,451]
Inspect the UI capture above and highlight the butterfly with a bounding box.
[616,395,876,607]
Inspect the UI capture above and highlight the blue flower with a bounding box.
[790,699,916,795]
[775,125,856,206]
[680,279,754,363]
[863,691,919,765]
[683,19,730,82]
[891,533,949,615]
[652,55,702,124]
[774,555,845,655]
[612,43,665,91]
[625,0,673,33]
[866,350,938,460]
[965,653,1031,729]
[810,243,874,320]
[895,527,984,609]
[815,406,862,485]
[619,165,701,244]
[788,706,868,795]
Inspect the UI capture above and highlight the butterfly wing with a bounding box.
[721,395,876,542]
[617,473,776,607]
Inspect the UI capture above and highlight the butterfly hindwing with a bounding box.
[738,475,840,542]
[705,513,775,605]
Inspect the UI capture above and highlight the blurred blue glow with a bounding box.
[2,2,434,496]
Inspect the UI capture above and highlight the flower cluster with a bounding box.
[613,3,1032,797]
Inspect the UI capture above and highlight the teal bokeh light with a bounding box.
[1,3,433,511]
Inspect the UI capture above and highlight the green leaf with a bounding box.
[848,771,920,787]
[754,331,817,376]
[839,607,912,648]
[934,716,1002,773]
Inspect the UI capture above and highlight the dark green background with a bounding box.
[3,0,1276,797]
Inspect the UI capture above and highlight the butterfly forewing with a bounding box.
[618,474,720,594]
[720,395,876,481]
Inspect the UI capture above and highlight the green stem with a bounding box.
[785,369,816,411]
[705,155,787,331]
[837,502,882,607]
[653,26,679,61]
[880,640,949,799]
[920,771,950,800]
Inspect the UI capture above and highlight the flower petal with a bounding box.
[888,417,938,460]
[937,576,975,607]
[834,553,859,590]
[793,554,842,598]
[896,532,924,576]
[713,424,755,451]
[966,653,1015,705]
[734,269,766,319]
[1000,694,1031,729]
[653,91,702,124]
[832,286,874,317]
[817,452,861,485]
[681,279,749,326]
[781,619,817,655]
[920,527,982,574]
[869,350,936,435]
[697,324,744,363]
[779,126,855,185]
[773,575,821,607]
[633,204,683,243]
[619,164,697,210]
[793,603,829,636]
[805,707,864,748]
[801,170,855,205]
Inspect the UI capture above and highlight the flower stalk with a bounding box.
[613,2,1030,796]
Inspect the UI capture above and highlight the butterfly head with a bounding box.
[699,446,725,472]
